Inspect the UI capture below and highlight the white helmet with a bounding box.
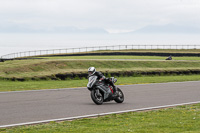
[88,67,96,76]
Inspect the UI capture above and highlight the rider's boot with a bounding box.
[113,86,118,97]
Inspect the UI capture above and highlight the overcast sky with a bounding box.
[0,0,200,33]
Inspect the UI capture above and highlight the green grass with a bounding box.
[0,75,200,92]
[1,103,200,132]
[1,58,200,78]
[40,55,200,60]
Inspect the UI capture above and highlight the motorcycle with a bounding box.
[87,76,124,105]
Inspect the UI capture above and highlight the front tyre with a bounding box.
[91,89,103,105]
[114,88,124,103]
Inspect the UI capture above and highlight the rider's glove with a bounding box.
[99,78,104,82]
[99,76,105,82]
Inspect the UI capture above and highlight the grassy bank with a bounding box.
[40,55,200,60]
[0,75,200,92]
[1,58,200,79]
[1,103,200,132]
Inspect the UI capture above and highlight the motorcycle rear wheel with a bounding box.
[91,90,103,105]
[114,88,124,103]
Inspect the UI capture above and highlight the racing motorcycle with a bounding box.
[87,76,124,105]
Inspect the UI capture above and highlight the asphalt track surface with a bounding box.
[0,81,200,127]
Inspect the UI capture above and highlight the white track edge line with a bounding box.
[1,101,200,128]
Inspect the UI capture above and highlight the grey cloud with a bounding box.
[0,0,200,33]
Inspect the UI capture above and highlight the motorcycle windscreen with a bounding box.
[87,76,98,88]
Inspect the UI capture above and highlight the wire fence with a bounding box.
[1,44,200,59]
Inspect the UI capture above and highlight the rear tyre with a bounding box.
[114,88,124,103]
[91,90,103,105]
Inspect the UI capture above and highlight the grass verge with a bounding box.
[0,75,200,92]
[1,103,200,132]
[1,58,200,79]
[40,55,200,60]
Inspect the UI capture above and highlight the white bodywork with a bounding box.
[87,76,97,89]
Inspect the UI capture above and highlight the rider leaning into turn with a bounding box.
[88,67,118,95]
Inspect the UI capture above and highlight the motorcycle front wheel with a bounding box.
[91,89,103,105]
[114,88,124,103]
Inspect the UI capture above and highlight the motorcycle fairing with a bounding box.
[87,75,112,100]
[96,84,111,100]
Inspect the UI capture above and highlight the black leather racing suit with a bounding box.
[92,71,117,93]
[92,71,104,80]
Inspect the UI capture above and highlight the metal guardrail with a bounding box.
[1,44,200,59]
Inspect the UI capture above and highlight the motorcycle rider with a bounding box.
[88,67,118,96]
